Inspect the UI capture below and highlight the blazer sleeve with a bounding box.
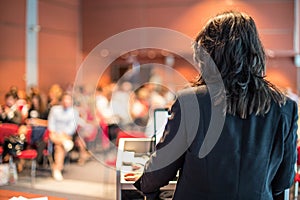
[272,100,298,193]
[134,98,187,195]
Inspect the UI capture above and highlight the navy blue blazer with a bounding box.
[134,86,298,200]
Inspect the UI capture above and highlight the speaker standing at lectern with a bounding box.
[134,11,298,200]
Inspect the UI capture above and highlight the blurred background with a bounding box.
[0,1,300,199]
[0,0,299,102]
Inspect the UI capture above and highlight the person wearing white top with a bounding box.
[48,92,79,181]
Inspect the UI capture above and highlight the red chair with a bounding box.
[105,130,146,167]
[0,146,3,163]
[115,130,146,147]
[0,124,37,186]
[0,123,19,144]
[16,126,38,187]
[100,120,110,149]
[42,129,54,168]
[0,123,19,163]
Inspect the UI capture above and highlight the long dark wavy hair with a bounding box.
[193,11,286,119]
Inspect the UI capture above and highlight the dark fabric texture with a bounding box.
[134,86,298,200]
[31,126,47,144]
[2,135,27,158]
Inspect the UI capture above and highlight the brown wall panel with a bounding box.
[82,0,294,52]
[0,60,25,102]
[260,33,294,51]
[38,0,81,93]
[39,31,78,92]
[0,0,26,104]
[0,0,26,24]
[0,25,25,59]
[39,0,79,33]
[82,0,297,92]
[266,57,297,90]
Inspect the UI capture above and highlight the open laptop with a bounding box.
[153,108,170,148]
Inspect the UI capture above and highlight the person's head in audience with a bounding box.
[5,91,18,108]
[29,85,40,96]
[61,92,73,109]
[9,86,18,98]
[30,93,47,114]
[48,84,63,106]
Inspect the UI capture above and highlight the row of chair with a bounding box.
[0,122,147,187]
[0,123,48,187]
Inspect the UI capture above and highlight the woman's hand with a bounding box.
[124,172,142,181]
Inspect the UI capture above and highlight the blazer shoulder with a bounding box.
[279,98,298,117]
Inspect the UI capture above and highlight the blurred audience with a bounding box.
[96,84,119,143]
[130,86,150,127]
[73,85,96,165]
[0,80,178,180]
[110,82,133,127]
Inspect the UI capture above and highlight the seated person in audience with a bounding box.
[0,90,27,164]
[0,91,22,125]
[26,92,49,165]
[48,92,79,181]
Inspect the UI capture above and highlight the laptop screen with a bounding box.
[153,108,170,146]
